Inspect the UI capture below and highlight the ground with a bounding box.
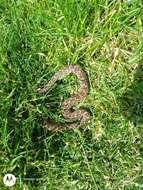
[0,0,143,189]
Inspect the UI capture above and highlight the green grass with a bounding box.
[0,0,143,189]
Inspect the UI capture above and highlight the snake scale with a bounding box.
[37,65,90,130]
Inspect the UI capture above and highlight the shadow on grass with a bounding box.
[119,63,143,124]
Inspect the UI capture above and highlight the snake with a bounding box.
[37,65,91,130]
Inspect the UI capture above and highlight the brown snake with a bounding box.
[37,65,90,130]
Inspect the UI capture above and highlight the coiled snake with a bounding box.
[37,65,90,130]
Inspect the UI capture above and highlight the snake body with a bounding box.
[37,65,90,130]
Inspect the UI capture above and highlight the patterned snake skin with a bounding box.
[37,65,90,130]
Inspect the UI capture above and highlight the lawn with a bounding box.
[0,0,143,189]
